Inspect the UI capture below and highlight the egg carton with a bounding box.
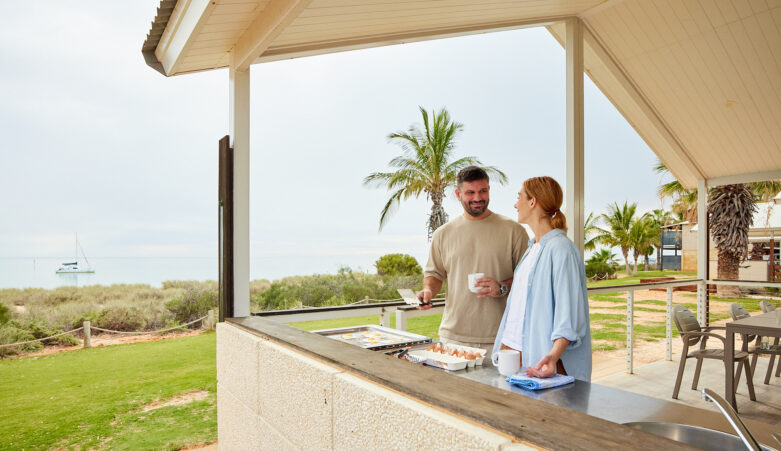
[407,350,469,371]
[422,343,487,367]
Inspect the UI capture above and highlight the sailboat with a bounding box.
[56,233,95,274]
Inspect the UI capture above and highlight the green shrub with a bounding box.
[161,280,217,291]
[0,303,9,326]
[0,323,42,356]
[253,272,422,311]
[249,279,271,296]
[586,261,616,279]
[96,306,146,332]
[374,254,422,276]
[166,289,218,324]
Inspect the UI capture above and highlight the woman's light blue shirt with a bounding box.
[491,229,592,381]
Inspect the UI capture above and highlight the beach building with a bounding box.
[664,193,781,282]
[140,1,781,449]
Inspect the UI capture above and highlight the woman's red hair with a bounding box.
[523,176,567,231]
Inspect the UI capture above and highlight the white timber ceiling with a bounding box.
[144,0,781,189]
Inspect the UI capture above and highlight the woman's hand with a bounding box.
[525,354,558,378]
[526,338,570,378]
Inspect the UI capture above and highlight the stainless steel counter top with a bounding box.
[451,362,780,447]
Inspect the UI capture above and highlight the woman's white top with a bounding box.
[501,241,542,350]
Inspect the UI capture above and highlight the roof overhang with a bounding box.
[142,0,781,189]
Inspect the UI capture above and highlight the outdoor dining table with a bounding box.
[725,311,781,410]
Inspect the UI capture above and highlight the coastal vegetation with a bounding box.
[252,271,421,311]
[0,281,227,356]
[374,253,422,276]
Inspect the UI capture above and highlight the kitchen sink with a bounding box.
[624,422,775,450]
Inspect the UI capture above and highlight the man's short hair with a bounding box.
[457,166,489,187]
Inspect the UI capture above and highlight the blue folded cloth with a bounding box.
[506,373,575,390]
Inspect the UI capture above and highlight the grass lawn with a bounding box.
[587,270,697,288]
[0,332,217,451]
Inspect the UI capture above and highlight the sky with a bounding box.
[0,1,674,278]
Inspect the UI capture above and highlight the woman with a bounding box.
[491,176,592,381]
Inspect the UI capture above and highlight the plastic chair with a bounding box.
[729,303,781,386]
[759,301,781,382]
[672,305,756,401]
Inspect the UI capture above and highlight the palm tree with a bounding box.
[649,208,674,270]
[629,215,659,276]
[752,180,781,203]
[587,248,617,265]
[595,201,638,275]
[655,160,781,292]
[708,184,757,296]
[584,212,600,252]
[654,159,698,223]
[655,159,781,209]
[363,107,507,239]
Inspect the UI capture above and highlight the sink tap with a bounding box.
[701,388,762,451]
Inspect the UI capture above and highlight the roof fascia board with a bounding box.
[707,169,781,187]
[234,0,313,72]
[155,0,215,76]
[577,24,706,188]
[256,17,563,64]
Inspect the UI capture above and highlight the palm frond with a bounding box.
[366,107,502,237]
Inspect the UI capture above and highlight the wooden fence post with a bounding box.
[207,309,215,329]
[83,321,91,348]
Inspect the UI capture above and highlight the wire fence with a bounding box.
[0,315,210,350]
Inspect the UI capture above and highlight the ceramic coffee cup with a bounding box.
[497,349,521,376]
[468,273,484,293]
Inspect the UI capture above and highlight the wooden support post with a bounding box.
[83,321,91,348]
[380,307,391,328]
[395,309,407,332]
[207,309,215,330]
[666,287,673,361]
[229,60,250,318]
[697,179,709,326]
[626,289,634,374]
[218,135,234,322]
[565,17,585,257]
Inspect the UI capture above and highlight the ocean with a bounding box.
[0,256,380,290]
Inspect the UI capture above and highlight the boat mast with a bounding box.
[77,233,92,268]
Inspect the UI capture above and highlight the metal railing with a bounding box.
[255,278,781,374]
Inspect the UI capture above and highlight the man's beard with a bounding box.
[463,200,488,217]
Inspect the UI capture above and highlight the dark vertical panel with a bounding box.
[218,135,234,321]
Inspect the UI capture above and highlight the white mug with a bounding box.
[497,349,521,376]
[468,273,484,293]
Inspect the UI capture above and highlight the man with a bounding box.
[417,166,529,349]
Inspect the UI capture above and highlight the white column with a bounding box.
[230,59,250,318]
[565,18,585,256]
[696,179,707,325]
